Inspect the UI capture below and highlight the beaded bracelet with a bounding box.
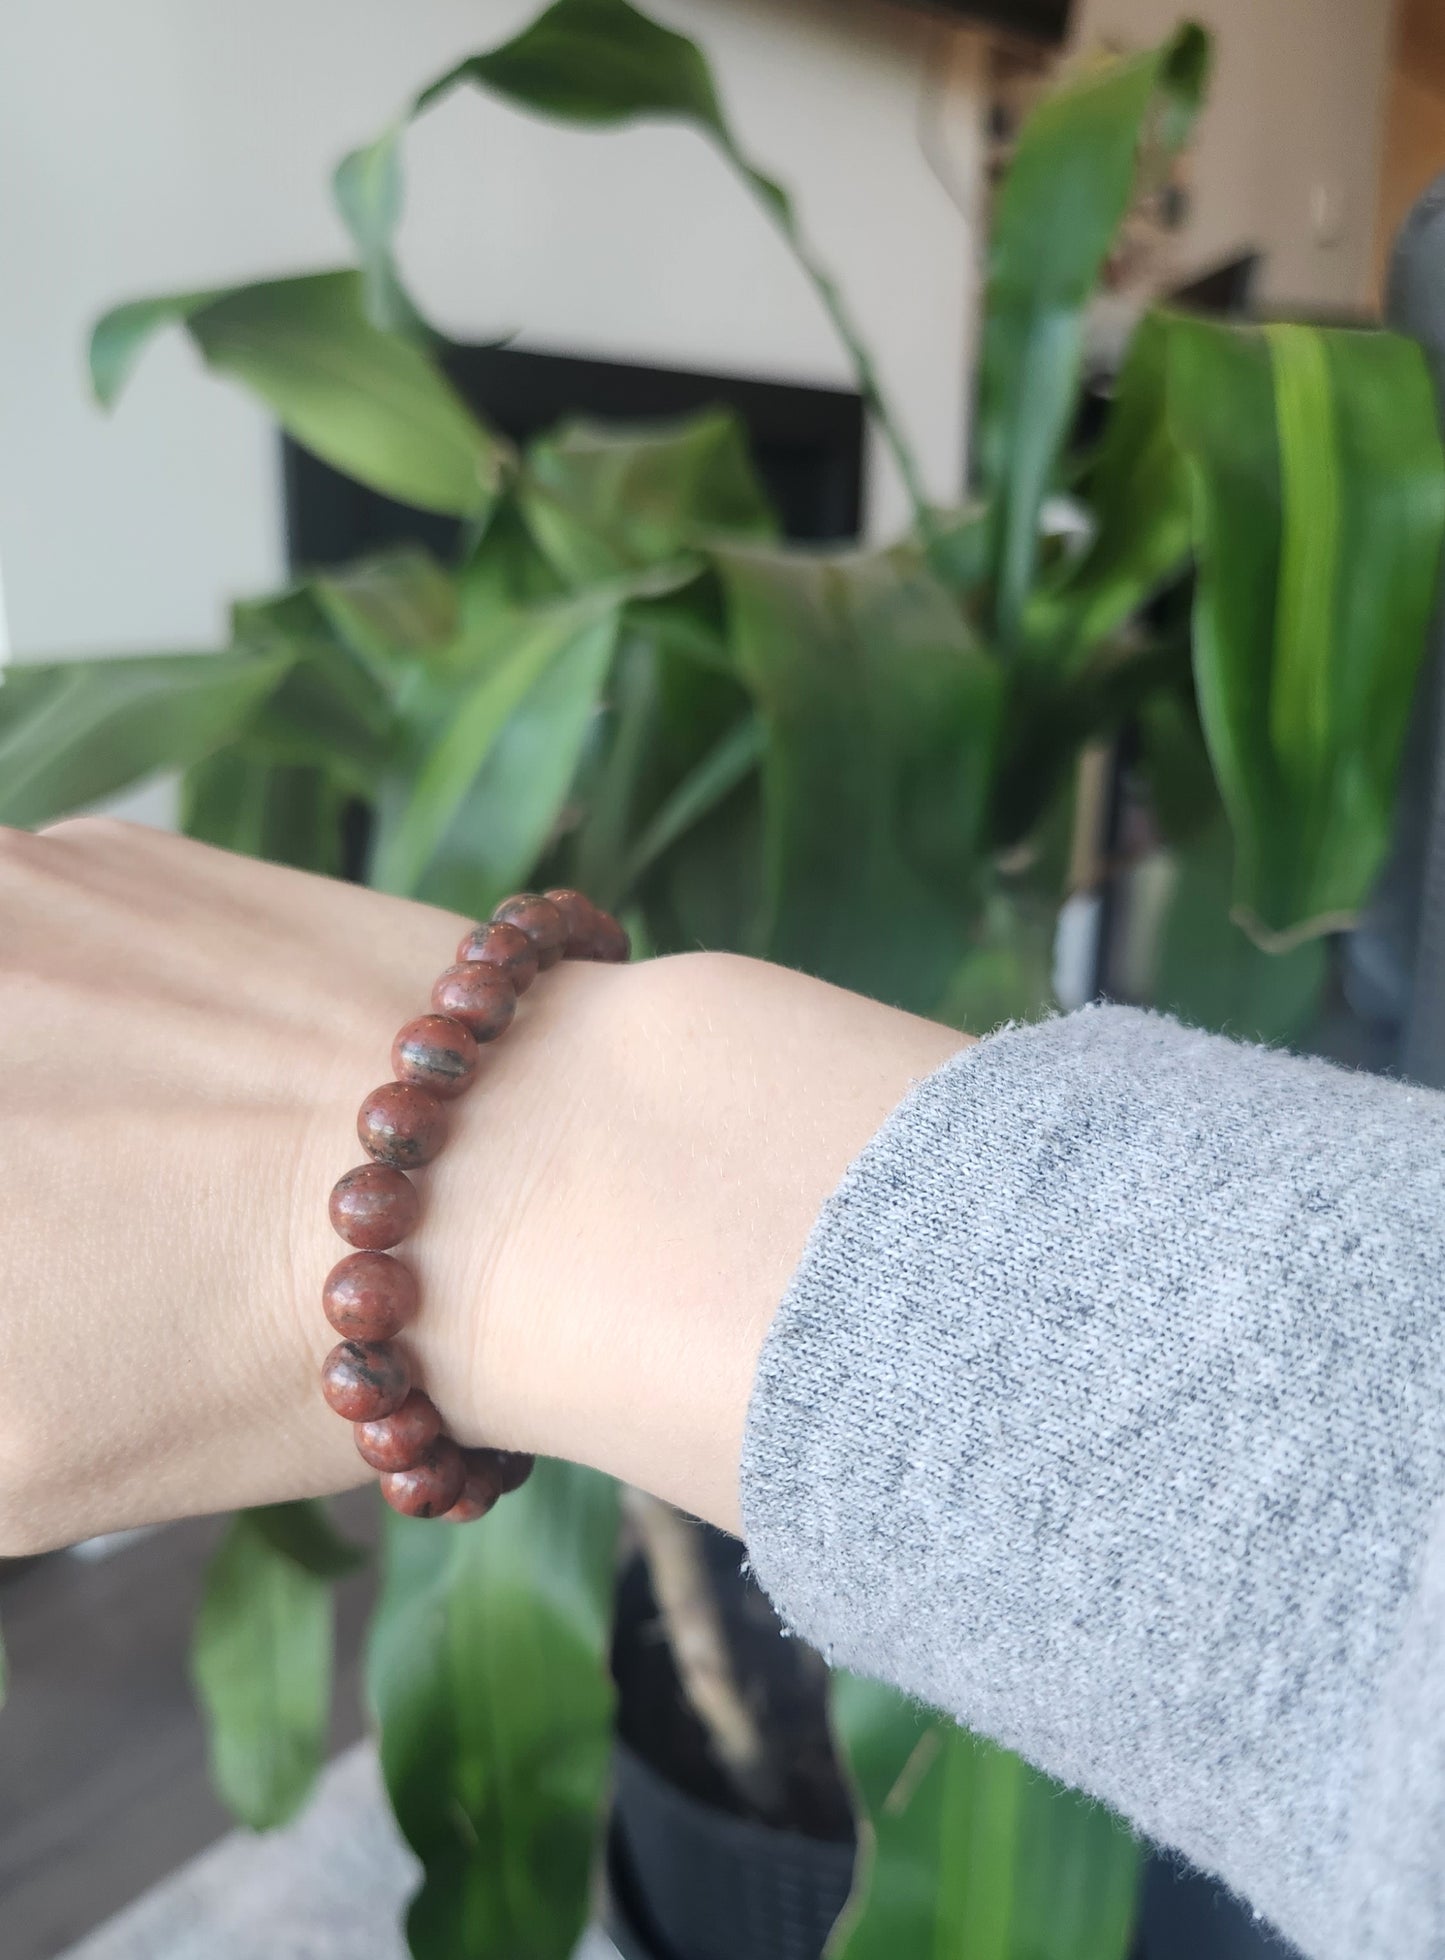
[319,889,629,1523]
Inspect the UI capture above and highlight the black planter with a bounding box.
[606,1742,856,1960]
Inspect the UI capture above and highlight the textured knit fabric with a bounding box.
[741,1005,1445,1960]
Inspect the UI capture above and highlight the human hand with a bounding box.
[0,819,965,1552]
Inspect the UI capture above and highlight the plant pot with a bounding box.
[606,1742,857,1960]
[607,1527,856,1960]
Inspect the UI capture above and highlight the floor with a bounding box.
[0,1496,377,1960]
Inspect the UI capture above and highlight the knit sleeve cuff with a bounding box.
[740,1004,1445,1958]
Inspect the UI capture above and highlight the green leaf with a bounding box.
[333,129,434,344]
[182,752,347,873]
[1166,316,1445,940]
[1028,313,1193,666]
[719,544,1001,1012]
[976,27,1209,647]
[0,650,287,827]
[90,286,227,407]
[369,1460,619,1960]
[249,1500,368,1581]
[313,547,460,678]
[621,711,765,892]
[829,1678,1141,1960]
[91,271,502,518]
[371,592,621,905]
[524,409,777,586]
[1154,822,1327,1044]
[192,1508,340,1831]
[422,0,726,127]
[334,0,932,535]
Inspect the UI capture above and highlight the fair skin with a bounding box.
[0,817,967,1556]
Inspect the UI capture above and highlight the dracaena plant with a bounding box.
[2,3,1442,1956]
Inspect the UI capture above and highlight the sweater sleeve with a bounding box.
[740,1004,1445,1960]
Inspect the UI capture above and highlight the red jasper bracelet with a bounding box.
[320,889,629,1522]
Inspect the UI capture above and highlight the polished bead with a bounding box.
[358,1081,446,1170]
[588,913,631,964]
[495,1449,536,1494]
[381,1437,466,1518]
[391,1014,480,1101]
[443,1450,505,1522]
[430,964,516,1042]
[542,889,601,958]
[323,1251,417,1342]
[456,920,539,994]
[329,1163,419,1250]
[321,1339,409,1422]
[354,1389,442,1472]
[492,893,567,970]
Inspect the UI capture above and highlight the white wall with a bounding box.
[1074,0,1392,314]
[0,0,984,669]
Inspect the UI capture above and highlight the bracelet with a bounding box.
[319,889,629,1522]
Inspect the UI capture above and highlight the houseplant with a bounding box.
[2,2,1442,1954]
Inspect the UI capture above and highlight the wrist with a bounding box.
[428,951,968,1533]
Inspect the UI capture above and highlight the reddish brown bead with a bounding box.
[588,913,631,964]
[354,1389,442,1472]
[495,1449,537,1494]
[442,1450,505,1523]
[456,920,539,994]
[329,1163,420,1250]
[381,1437,466,1518]
[358,1081,446,1170]
[321,1339,409,1422]
[323,1251,417,1342]
[492,893,567,970]
[430,964,516,1042]
[391,1014,480,1101]
[542,889,600,958]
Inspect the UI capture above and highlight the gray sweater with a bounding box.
[741,1006,1445,1960]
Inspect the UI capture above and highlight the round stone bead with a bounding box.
[456,920,538,995]
[495,1449,536,1494]
[358,1081,446,1170]
[492,893,567,970]
[329,1163,419,1250]
[588,913,631,965]
[323,1251,417,1343]
[381,1437,466,1518]
[354,1389,441,1472]
[430,964,516,1042]
[542,889,599,958]
[391,1014,480,1101]
[321,1339,409,1422]
[443,1450,505,1523]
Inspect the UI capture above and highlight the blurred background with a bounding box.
[3,3,1445,1959]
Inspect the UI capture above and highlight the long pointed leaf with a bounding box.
[0,650,287,827]
[719,544,1001,1011]
[975,27,1208,643]
[333,0,931,532]
[371,593,621,903]
[368,1460,619,1960]
[829,1677,1141,1960]
[191,1503,360,1831]
[1027,312,1193,666]
[1166,316,1445,939]
[91,271,501,518]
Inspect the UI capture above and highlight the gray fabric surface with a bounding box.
[742,1005,1445,1960]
